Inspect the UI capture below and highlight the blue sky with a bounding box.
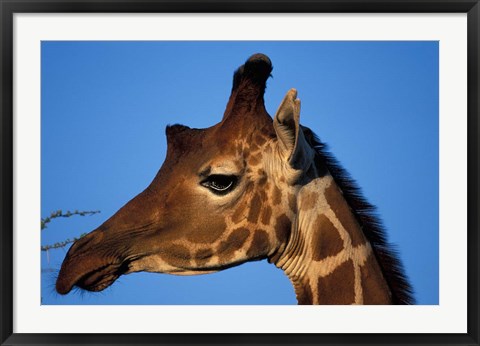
[41,41,438,305]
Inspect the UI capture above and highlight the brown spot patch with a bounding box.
[249,153,261,166]
[161,244,192,267]
[268,214,292,263]
[312,214,344,261]
[245,180,254,194]
[325,184,366,247]
[194,248,214,266]
[217,227,250,262]
[317,259,355,304]
[261,125,275,138]
[231,181,255,224]
[257,170,267,186]
[274,214,291,243]
[298,281,314,305]
[254,135,267,147]
[243,147,251,158]
[360,253,392,304]
[260,205,272,225]
[186,218,227,244]
[247,193,262,223]
[264,181,270,192]
[231,200,248,224]
[288,193,297,212]
[259,188,267,203]
[301,190,318,210]
[249,142,260,153]
[246,230,270,258]
[272,185,282,205]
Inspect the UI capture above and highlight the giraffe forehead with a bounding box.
[165,120,275,174]
[164,126,243,171]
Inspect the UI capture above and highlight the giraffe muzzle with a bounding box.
[55,232,132,294]
[56,255,130,294]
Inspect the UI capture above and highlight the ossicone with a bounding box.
[231,53,273,93]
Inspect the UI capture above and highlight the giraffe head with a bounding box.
[55,53,315,295]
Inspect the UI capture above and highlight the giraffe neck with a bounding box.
[272,174,392,305]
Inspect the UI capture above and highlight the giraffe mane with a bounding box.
[301,126,416,305]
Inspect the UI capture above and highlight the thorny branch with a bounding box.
[41,209,100,230]
[41,234,88,252]
[41,209,100,252]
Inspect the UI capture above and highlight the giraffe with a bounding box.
[56,53,414,304]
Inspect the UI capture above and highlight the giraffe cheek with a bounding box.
[183,218,228,244]
[161,187,232,245]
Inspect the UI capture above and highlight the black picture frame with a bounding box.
[1,1,478,345]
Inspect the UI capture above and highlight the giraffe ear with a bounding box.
[273,89,313,171]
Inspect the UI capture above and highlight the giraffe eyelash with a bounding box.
[200,174,238,195]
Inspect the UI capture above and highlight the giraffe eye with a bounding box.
[201,175,237,195]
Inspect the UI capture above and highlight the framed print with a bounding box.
[1,1,479,345]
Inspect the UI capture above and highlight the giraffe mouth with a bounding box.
[75,262,128,292]
[56,258,130,294]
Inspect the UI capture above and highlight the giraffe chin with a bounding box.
[167,269,219,276]
[56,260,220,294]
